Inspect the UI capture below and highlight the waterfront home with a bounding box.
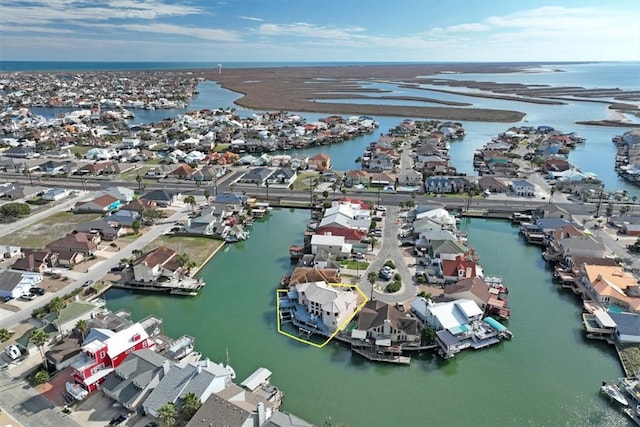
[100,349,168,411]
[184,207,219,236]
[440,256,482,283]
[215,192,248,205]
[581,264,640,313]
[547,236,606,264]
[11,249,57,272]
[411,298,509,359]
[74,193,121,213]
[583,310,640,344]
[72,323,154,392]
[0,270,43,300]
[133,246,180,283]
[428,239,471,261]
[141,189,180,207]
[319,204,371,232]
[290,281,359,334]
[413,207,457,231]
[308,153,331,171]
[353,300,420,347]
[43,300,106,336]
[534,204,572,220]
[310,234,351,258]
[143,358,235,418]
[442,276,511,319]
[46,232,99,256]
[536,217,575,234]
[287,266,341,287]
[511,179,536,197]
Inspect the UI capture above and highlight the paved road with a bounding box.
[355,206,418,304]
[0,203,191,329]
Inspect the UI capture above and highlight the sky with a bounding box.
[1,0,639,62]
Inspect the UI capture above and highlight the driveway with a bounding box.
[357,205,418,304]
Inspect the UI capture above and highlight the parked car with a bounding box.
[20,293,36,301]
[3,295,13,302]
[144,422,158,427]
[110,412,131,426]
[353,253,365,260]
[4,344,21,360]
[30,287,46,295]
[82,280,93,288]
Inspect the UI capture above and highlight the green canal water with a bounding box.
[105,210,629,426]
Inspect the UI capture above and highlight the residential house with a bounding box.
[43,300,106,335]
[310,234,351,258]
[141,189,179,207]
[267,167,297,187]
[0,245,20,259]
[74,194,121,213]
[42,187,70,201]
[318,204,371,232]
[133,246,180,283]
[237,168,273,185]
[184,208,219,236]
[77,161,114,176]
[511,179,536,197]
[46,232,99,256]
[0,271,43,300]
[167,164,194,180]
[440,256,482,282]
[71,322,154,392]
[287,267,341,287]
[11,250,57,272]
[100,349,168,410]
[343,170,370,188]
[144,165,175,178]
[76,219,125,241]
[308,153,331,171]
[478,176,508,193]
[4,185,46,200]
[40,160,70,175]
[143,358,236,418]
[293,281,358,333]
[442,277,492,310]
[105,187,135,203]
[425,176,453,194]
[104,209,139,228]
[396,170,423,187]
[354,300,420,346]
[582,264,640,313]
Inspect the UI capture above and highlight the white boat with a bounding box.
[601,383,629,406]
[66,382,89,401]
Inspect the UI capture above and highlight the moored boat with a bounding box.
[601,382,629,406]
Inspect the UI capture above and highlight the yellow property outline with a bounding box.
[276,283,369,348]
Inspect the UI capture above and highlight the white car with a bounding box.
[4,344,21,360]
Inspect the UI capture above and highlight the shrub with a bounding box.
[386,281,401,293]
[384,260,396,269]
[33,370,49,385]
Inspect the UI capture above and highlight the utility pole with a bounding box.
[596,184,605,217]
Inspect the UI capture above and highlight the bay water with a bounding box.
[105,212,628,426]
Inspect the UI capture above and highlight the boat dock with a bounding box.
[112,278,205,296]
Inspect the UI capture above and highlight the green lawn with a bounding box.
[69,145,91,156]
[291,171,322,190]
[142,235,224,267]
[0,211,102,249]
[119,166,154,182]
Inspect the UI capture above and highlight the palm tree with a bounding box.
[157,402,177,427]
[549,187,556,205]
[181,392,201,418]
[203,189,211,204]
[184,195,197,212]
[135,173,143,191]
[30,329,49,370]
[75,319,89,341]
[48,297,65,317]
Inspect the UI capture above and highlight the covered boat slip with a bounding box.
[241,367,273,392]
[435,317,511,359]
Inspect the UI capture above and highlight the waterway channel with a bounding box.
[105,211,629,426]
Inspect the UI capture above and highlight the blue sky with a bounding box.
[1,0,639,62]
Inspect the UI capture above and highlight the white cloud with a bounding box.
[256,23,366,40]
[239,16,263,22]
[120,23,241,42]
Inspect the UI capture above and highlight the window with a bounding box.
[99,351,105,359]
